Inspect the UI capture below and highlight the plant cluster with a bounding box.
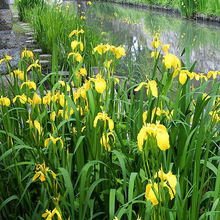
[102,0,220,18]
[16,0,102,70]
[16,0,44,21]
[1,1,220,220]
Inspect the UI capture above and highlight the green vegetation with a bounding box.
[16,0,102,70]
[104,0,220,18]
[12,22,29,35]
[89,2,220,52]
[1,0,220,220]
[16,0,44,21]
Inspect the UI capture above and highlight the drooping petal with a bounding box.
[71,40,78,51]
[39,172,46,182]
[166,172,177,197]
[50,170,56,179]
[145,183,159,206]
[107,118,114,132]
[179,71,187,85]
[162,44,170,54]
[156,125,170,151]
[93,115,102,128]
[134,82,148,92]
[147,80,158,98]
[95,78,106,93]
[44,138,50,148]
[42,209,51,218]
[32,171,41,182]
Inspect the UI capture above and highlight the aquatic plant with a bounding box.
[1,1,220,219]
[1,22,220,219]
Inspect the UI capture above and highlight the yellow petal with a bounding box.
[42,209,51,218]
[179,71,187,85]
[32,172,40,181]
[134,82,148,92]
[50,170,56,179]
[44,138,50,148]
[156,125,170,151]
[71,40,78,51]
[142,111,148,124]
[148,80,158,98]
[93,115,100,128]
[59,138,64,148]
[39,172,46,182]
[107,118,114,132]
[166,172,177,195]
[145,183,159,206]
[95,78,106,93]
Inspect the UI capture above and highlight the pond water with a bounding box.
[64,1,220,81]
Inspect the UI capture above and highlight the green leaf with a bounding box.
[0,195,19,211]
[59,167,75,218]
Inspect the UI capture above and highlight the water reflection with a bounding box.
[63,1,220,80]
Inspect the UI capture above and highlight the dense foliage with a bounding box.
[1,0,220,219]
[103,0,220,18]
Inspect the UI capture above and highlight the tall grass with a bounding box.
[15,0,44,21]
[1,1,220,220]
[17,1,102,71]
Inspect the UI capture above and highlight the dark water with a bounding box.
[63,1,220,81]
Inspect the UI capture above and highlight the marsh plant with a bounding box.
[16,0,44,21]
[16,0,102,70]
[1,25,220,219]
[1,1,220,220]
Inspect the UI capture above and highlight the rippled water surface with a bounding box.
[64,1,220,80]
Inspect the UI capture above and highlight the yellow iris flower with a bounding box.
[93,43,109,55]
[9,69,24,80]
[134,80,158,98]
[44,134,64,149]
[151,33,162,49]
[90,74,106,94]
[50,111,56,121]
[0,96,10,106]
[21,80,37,90]
[0,51,12,65]
[93,112,114,132]
[71,40,84,52]
[146,167,177,206]
[69,29,84,38]
[145,183,160,206]
[43,92,52,105]
[28,93,42,106]
[34,120,43,135]
[154,167,177,200]
[173,69,194,85]
[207,70,220,79]
[209,111,220,123]
[68,52,82,62]
[21,47,34,59]
[58,81,70,91]
[162,44,170,55]
[27,60,41,72]
[73,80,90,102]
[114,45,126,59]
[58,108,74,119]
[13,94,27,104]
[42,207,62,220]
[151,51,159,58]
[33,162,56,182]
[100,132,115,151]
[137,122,170,151]
[163,53,181,73]
[142,107,173,122]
